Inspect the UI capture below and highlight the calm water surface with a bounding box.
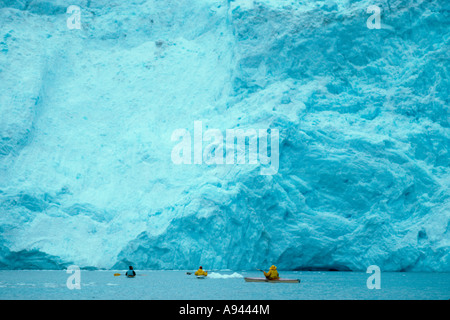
[0,270,448,300]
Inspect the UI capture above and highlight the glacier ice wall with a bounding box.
[0,0,449,271]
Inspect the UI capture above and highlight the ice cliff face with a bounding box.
[0,0,448,271]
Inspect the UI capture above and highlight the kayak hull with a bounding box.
[244,277,300,283]
[196,275,207,279]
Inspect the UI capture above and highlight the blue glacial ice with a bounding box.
[0,0,449,271]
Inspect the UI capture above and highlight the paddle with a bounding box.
[256,268,269,279]
[114,273,146,276]
[256,268,281,281]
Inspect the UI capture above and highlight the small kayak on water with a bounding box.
[244,277,300,283]
[196,275,207,279]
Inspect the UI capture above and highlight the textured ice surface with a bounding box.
[0,0,449,271]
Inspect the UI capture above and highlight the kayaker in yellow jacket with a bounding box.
[194,266,208,276]
[263,265,279,280]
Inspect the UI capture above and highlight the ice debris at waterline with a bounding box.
[207,272,244,279]
[0,0,449,272]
